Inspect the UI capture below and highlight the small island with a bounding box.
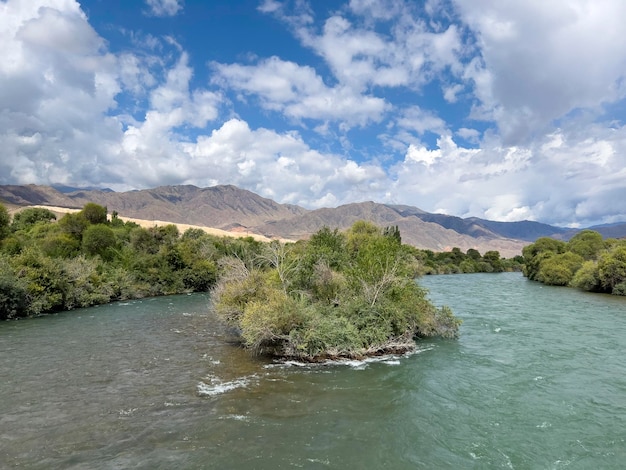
[212,221,461,361]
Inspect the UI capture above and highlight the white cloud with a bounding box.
[263,1,466,92]
[145,0,183,17]
[397,106,448,135]
[179,119,387,207]
[454,0,626,143]
[389,125,626,226]
[212,56,389,127]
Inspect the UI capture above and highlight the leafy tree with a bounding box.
[80,203,108,225]
[11,207,56,232]
[0,204,10,240]
[58,212,89,240]
[597,246,626,294]
[130,227,160,254]
[346,220,382,254]
[567,230,605,260]
[41,233,81,258]
[82,224,117,260]
[12,247,68,314]
[0,256,28,319]
[571,260,602,292]
[61,255,113,309]
[383,225,402,244]
[522,237,567,280]
[536,252,584,286]
[483,250,504,272]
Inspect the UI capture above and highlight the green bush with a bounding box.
[0,257,28,319]
[11,207,57,232]
[213,222,460,360]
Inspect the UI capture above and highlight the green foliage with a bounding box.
[0,202,222,318]
[213,221,461,360]
[522,231,626,296]
[82,224,117,260]
[12,247,68,314]
[61,255,113,309]
[1,235,23,255]
[522,237,568,280]
[597,246,626,294]
[41,233,81,258]
[10,207,57,232]
[0,204,10,240]
[80,203,108,225]
[0,256,28,319]
[58,212,89,240]
[536,252,584,286]
[571,260,602,292]
[567,230,605,260]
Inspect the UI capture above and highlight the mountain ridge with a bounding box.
[2,184,623,257]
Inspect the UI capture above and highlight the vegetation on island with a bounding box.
[212,221,461,360]
[522,230,626,295]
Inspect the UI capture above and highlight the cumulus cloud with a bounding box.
[454,0,626,143]
[0,0,218,190]
[389,125,626,226]
[180,119,388,207]
[212,56,389,127]
[145,0,183,17]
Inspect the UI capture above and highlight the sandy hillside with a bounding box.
[15,205,293,243]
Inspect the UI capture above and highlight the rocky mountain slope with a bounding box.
[3,183,616,257]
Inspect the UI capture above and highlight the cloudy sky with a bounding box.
[2,0,626,227]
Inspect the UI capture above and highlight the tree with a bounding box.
[536,252,584,286]
[0,204,10,240]
[597,246,626,294]
[80,203,108,225]
[58,212,89,240]
[571,260,602,292]
[522,237,567,279]
[567,230,605,260]
[82,224,117,260]
[483,250,504,272]
[11,207,56,232]
[0,256,28,319]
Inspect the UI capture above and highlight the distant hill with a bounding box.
[3,183,618,257]
[556,222,626,241]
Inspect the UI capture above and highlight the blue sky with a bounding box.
[1,0,626,227]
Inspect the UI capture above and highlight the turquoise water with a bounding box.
[1,273,625,469]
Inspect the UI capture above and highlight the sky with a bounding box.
[1,0,626,227]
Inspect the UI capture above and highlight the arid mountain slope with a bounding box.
[0,184,580,257]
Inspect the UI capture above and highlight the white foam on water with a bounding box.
[266,346,433,370]
[197,375,254,396]
[382,359,401,365]
[306,458,330,465]
[117,408,137,417]
[219,414,249,421]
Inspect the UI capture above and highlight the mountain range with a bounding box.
[1,184,624,258]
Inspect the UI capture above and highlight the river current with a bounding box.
[1,272,624,469]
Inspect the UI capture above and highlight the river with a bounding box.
[1,272,624,469]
